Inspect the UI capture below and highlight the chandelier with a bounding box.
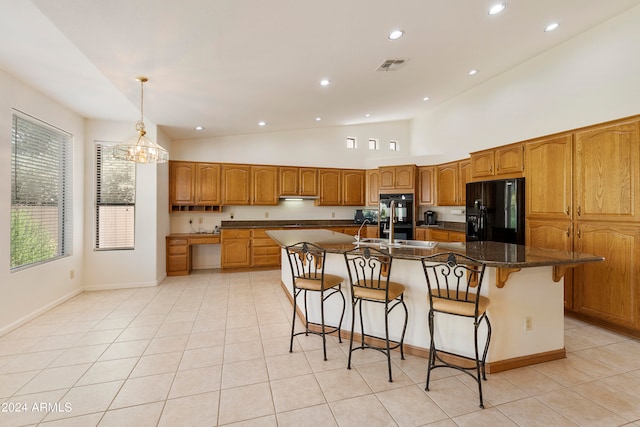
[113,76,169,164]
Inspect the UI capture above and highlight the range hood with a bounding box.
[279,195,319,201]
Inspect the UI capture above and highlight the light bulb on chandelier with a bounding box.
[113,76,169,164]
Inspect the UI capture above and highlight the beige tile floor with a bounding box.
[1,269,640,426]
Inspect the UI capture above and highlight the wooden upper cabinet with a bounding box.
[317,168,341,206]
[574,120,640,222]
[458,159,471,206]
[436,162,459,206]
[418,166,435,206]
[470,143,524,180]
[196,163,221,205]
[379,165,415,191]
[252,166,279,205]
[279,167,318,197]
[170,161,196,206]
[366,169,380,206]
[299,168,318,196]
[342,169,365,206]
[279,167,298,196]
[525,134,573,220]
[222,164,251,205]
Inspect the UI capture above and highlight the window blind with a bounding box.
[95,143,135,250]
[11,112,73,270]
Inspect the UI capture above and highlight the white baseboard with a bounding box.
[83,280,159,292]
[0,288,83,338]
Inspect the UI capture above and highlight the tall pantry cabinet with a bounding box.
[525,118,640,333]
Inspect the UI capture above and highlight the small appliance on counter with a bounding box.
[425,210,437,225]
[354,209,378,224]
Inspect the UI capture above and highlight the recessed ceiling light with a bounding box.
[320,79,331,86]
[194,126,204,131]
[258,121,267,126]
[468,69,479,76]
[364,113,371,118]
[488,3,506,15]
[544,22,560,32]
[423,96,430,101]
[388,29,404,40]
[315,117,322,121]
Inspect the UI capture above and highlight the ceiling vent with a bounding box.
[376,59,407,72]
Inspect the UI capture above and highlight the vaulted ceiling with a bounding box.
[1,0,638,140]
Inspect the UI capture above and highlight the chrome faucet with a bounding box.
[355,219,370,242]
[388,199,396,244]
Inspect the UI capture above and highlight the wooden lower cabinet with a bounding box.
[416,228,465,242]
[251,228,281,267]
[221,229,252,268]
[167,237,190,276]
[573,222,640,330]
[526,219,573,309]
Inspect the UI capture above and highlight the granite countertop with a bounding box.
[416,221,466,233]
[265,229,604,269]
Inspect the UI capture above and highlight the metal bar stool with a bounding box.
[285,241,346,361]
[421,252,491,408]
[343,246,408,382]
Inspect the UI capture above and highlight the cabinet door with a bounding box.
[436,162,458,206]
[366,169,380,206]
[525,135,573,220]
[342,170,365,206]
[364,225,379,238]
[574,120,640,222]
[318,169,341,205]
[449,231,466,242]
[252,166,279,205]
[379,167,395,190]
[222,164,251,205]
[170,162,195,205]
[495,144,524,176]
[526,219,573,308]
[166,238,189,276]
[574,222,640,328]
[221,229,251,268]
[279,167,298,196]
[458,159,471,206]
[196,163,221,205]
[418,166,435,206]
[415,227,427,241]
[470,151,494,179]
[394,165,415,190]
[299,168,318,196]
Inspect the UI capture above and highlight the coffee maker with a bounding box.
[425,210,436,225]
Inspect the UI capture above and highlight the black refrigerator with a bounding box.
[465,178,525,244]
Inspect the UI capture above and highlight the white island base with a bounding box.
[279,250,565,373]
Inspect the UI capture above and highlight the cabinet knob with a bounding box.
[489,165,493,173]
[496,164,500,172]
[577,206,581,216]
[577,228,581,238]
[566,227,570,237]
[566,206,570,216]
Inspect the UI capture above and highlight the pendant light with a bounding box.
[113,76,169,164]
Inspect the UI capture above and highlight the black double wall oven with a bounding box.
[379,193,414,240]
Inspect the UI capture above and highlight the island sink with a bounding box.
[355,237,438,249]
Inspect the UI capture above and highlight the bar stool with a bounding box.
[343,246,408,382]
[421,252,491,408]
[285,242,346,361]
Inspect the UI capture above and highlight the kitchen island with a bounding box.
[266,229,603,372]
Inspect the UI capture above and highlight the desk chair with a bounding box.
[286,242,346,361]
[421,252,491,408]
[344,246,408,382]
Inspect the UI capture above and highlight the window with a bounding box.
[96,142,136,250]
[346,137,358,149]
[368,138,379,150]
[11,112,72,270]
[389,140,399,151]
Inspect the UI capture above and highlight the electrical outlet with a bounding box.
[70,269,74,279]
[264,212,269,218]
[230,212,234,219]
[189,218,193,224]
[524,316,532,332]
[198,217,203,224]
[331,212,335,218]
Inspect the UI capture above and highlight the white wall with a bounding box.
[0,70,85,335]
[410,5,640,162]
[171,120,412,169]
[83,120,169,291]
